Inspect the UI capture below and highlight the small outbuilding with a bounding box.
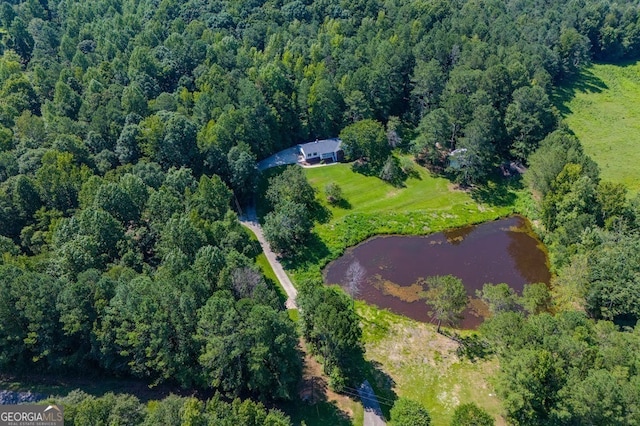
[448,148,468,170]
[298,138,343,163]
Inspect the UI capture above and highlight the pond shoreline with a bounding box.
[323,216,550,329]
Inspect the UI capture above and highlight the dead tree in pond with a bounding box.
[345,260,365,305]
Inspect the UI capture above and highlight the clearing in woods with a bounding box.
[358,303,506,425]
[557,61,640,195]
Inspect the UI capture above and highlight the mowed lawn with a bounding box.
[307,163,470,218]
[303,161,514,263]
[559,61,640,194]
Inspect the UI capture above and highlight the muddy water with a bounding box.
[323,216,550,329]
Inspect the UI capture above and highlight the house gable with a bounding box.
[298,138,342,162]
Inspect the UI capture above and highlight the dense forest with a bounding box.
[2,0,640,423]
[45,391,293,425]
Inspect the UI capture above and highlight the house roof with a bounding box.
[298,138,342,154]
[449,148,468,156]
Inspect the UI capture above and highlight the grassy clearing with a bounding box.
[357,303,506,426]
[556,61,640,194]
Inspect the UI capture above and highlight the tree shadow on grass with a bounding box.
[264,276,288,307]
[359,359,398,421]
[281,232,331,272]
[309,200,332,224]
[553,68,609,116]
[336,345,398,421]
[351,159,410,188]
[279,399,353,426]
[471,176,523,208]
[334,198,352,210]
[440,330,492,362]
[404,167,422,181]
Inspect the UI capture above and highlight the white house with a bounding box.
[298,138,343,163]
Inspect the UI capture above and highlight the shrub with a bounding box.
[451,403,494,426]
[390,397,431,426]
[325,182,343,204]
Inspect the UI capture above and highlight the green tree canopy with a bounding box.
[390,398,431,426]
[339,119,389,169]
[423,275,468,333]
[450,403,494,426]
[297,282,362,377]
[505,86,555,161]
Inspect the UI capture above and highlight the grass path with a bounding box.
[557,61,640,194]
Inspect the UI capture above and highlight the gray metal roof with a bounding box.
[298,138,342,154]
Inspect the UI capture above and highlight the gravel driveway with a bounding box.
[257,146,300,171]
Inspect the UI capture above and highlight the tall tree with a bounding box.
[451,403,494,426]
[390,398,431,426]
[265,166,316,209]
[297,283,362,376]
[505,86,555,161]
[423,275,468,333]
[262,200,312,256]
[479,283,519,315]
[227,143,258,203]
[411,59,445,119]
[339,119,389,169]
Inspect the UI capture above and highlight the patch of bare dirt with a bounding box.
[369,320,459,369]
[298,340,358,418]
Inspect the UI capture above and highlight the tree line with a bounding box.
[45,391,292,425]
[1,0,639,189]
[483,128,640,424]
[525,129,640,324]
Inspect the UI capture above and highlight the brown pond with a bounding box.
[323,216,550,329]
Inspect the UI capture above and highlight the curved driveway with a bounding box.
[240,203,297,309]
[257,146,300,171]
[244,147,387,425]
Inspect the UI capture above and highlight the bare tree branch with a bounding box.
[345,260,366,300]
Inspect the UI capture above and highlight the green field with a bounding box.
[558,61,640,194]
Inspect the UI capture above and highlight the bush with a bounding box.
[451,403,494,426]
[325,182,343,204]
[328,366,346,392]
[390,397,431,426]
[379,156,405,186]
